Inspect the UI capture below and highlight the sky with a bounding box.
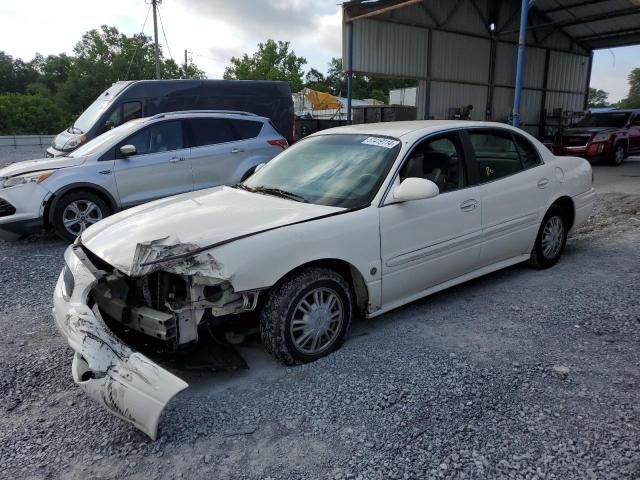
[0,0,637,103]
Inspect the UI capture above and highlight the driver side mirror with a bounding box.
[390,178,439,203]
[120,144,136,157]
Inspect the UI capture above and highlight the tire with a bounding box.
[610,143,626,166]
[260,267,353,366]
[52,190,111,242]
[529,205,568,269]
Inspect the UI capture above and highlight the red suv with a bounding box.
[554,109,640,166]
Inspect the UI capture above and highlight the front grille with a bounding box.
[0,198,16,217]
[561,135,590,147]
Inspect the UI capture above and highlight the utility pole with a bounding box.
[152,0,161,80]
[184,49,188,79]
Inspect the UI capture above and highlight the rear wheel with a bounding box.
[610,143,626,166]
[52,191,111,242]
[260,267,353,366]
[529,205,568,269]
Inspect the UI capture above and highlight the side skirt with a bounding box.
[368,254,531,319]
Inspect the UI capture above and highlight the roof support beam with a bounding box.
[440,0,466,28]
[344,0,422,23]
[419,2,441,27]
[544,0,610,14]
[576,26,640,41]
[521,6,640,30]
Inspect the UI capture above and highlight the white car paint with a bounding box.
[52,120,595,438]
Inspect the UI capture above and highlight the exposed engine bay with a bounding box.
[84,247,260,352]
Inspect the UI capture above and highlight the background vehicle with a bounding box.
[46,80,295,157]
[0,111,287,241]
[53,120,595,438]
[553,109,640,166]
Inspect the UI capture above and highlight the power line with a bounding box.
[125,3,152,80]
[156,3,173,62]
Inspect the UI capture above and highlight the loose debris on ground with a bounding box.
[0,193,638,479]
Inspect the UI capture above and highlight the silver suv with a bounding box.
[0,111,288,241]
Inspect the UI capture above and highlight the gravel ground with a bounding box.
[0,194,639,480]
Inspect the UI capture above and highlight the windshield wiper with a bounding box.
[251,186,308,203]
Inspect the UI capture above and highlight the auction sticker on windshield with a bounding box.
[361,137,400,149]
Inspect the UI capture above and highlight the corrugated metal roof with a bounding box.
[343,0,640,50]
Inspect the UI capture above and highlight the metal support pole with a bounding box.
[152,0,161,80]
[583,51,594,110]
[346,21,354,124]
[184,49,188,78]
[512,0,531,128]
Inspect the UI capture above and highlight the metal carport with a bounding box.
[342,0,640,138]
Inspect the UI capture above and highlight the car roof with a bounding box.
[146,111,270,123]
[312,120,523,139]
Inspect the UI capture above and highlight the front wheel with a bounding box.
[529,205,568,269]
[610,143,626,166]
[260,267,353,366]
[52,191,111,242]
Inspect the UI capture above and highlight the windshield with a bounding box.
[72,82,130,133]
[575,112,630,128]
[243,134,401,208]
[66,120,144,158]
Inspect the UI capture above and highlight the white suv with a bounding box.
[0,111,288,241]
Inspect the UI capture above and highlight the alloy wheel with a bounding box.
[62,200,103,237]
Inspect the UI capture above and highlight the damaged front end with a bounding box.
[53,239,260,439]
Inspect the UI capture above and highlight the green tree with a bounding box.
[587,88,609,108]
[0,92,67,134]
[223,40,307,92]
[618,68,640,109]
[304,68,329,92]
[323,57,417,103]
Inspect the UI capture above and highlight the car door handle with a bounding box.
[537,178,549,188]
[460,199,478,212]
[231,148,245,154]
[169,157,185,163]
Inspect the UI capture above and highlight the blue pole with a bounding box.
[512,0,531,128]
[347,21,353,124]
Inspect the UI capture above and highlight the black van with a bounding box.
[46,80,294,157]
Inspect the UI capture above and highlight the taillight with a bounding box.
[268,139,289,149]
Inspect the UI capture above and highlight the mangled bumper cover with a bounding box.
[53,245,188,439]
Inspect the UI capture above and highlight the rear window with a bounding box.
[187,118,263,147]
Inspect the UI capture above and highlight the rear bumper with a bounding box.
[571,187,596,232]
[52,244,188,439]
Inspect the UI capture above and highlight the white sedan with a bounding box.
[53,121,595,438]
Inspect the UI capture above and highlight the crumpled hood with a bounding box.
[0,155,87,178]
[81,186,343,274]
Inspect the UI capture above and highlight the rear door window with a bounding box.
[230,119,263,139]
[468,129,523,183]
[513,133,542,169]
[187,118,263,147]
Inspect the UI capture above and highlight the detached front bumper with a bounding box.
[52,244,188,439]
